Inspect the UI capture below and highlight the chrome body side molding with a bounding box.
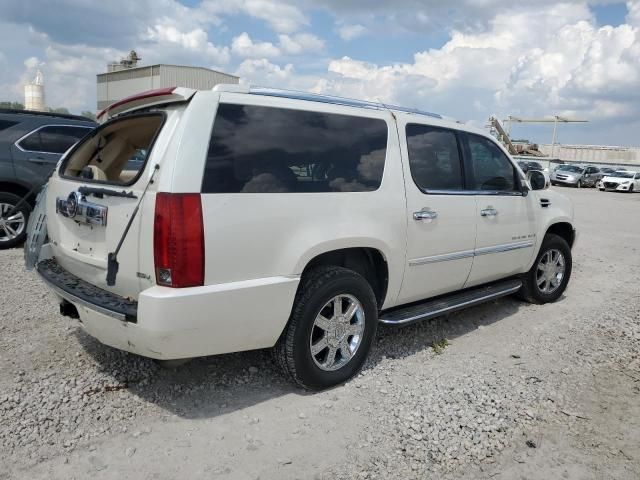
[409,240,534,266]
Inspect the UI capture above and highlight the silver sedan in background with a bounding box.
[550,165,602,188]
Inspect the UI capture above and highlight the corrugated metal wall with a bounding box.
[97,65,238,110]
[538,144,640,165]
[159,65,237,90]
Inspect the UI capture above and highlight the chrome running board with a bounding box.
[379,279,522,326]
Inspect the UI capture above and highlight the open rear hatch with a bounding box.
[96,87,195,123]
[43,92,188,301]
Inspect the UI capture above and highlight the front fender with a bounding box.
[527,190,575,270]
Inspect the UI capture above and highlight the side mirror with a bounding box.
[527,170,548,191]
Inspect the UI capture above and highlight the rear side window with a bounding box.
[202,104,388,193]
[19,125,91,154]
[406,124,463,191]
[60,114,163,185]
[465,134,517,192]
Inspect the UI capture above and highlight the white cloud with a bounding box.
[24,57,41,70]
[200,0,308,33]
[235,58,295,84]
[231,32,324,59]
[337,24,366,41]
[232,32,281,58]
[315,3,640,127]
[278,33,325,55]
[627,0,640,26]
[145,24,230,64]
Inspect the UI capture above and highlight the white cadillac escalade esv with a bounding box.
[25,84,576,390]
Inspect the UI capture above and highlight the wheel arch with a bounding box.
[0,180,36,206]
[545,222,575,249]
[298,246,390,309]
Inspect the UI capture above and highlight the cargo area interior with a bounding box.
[61,114,163,184]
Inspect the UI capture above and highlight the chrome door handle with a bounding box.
[413,208,438,221]
[480,207,498,217]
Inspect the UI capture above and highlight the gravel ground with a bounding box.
[1,187,639,479]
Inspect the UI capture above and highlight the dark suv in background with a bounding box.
[0,109,95,248]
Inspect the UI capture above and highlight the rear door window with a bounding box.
[202,103,388,193]
[19,125,92,154]
[405,124,463,192]
[464,134,518,192]
[60,114,163,185]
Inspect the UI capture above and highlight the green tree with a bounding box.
[50,107,70,115]
[0,101,25,110]
[81,110,97,121]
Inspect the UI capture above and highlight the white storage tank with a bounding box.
[24,70,46,111]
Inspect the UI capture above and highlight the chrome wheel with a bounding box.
[0,203,26,243]
[536,248,565,294]
[310,294,365,371]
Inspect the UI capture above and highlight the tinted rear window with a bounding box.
[202,103,388,193]
[406,124,463,191]
[19,125,91,154]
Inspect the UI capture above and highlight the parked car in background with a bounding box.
[0,109,95,248]
[599,167,618,176]
[517,160,544,173]
[550,165,602,188]
[597,171,640,193]
[27,85,576,390]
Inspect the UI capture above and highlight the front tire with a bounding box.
[576,180,582,188]
[274,266,378,390]
[518,234,572,304]
[0,192,31,249]
[628,185,635,193]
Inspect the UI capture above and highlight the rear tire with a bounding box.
[518,234,572,304]
[0,192,31,249]
[274,266,378,390]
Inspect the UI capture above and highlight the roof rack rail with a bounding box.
[212,84,441,119]
[0,108,96,123]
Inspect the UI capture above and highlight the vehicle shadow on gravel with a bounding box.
[370,296,525,365]
[74,295,529,420]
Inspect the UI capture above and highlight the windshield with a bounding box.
[609,171,635,179]
[558,165,583,173]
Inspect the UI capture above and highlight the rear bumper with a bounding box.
[37,258,299,359]
[37,259,138,322]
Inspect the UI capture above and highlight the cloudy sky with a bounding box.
[1,1,639,146]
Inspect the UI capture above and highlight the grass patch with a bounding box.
[432,338,449,354]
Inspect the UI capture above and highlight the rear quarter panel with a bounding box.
[181,92,408,310]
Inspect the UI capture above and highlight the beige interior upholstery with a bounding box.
[62,115,162,184]
[85,165,107,181]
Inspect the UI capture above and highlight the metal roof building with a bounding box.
[96,63,239,111]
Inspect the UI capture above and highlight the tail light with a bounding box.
[154,193,204,288]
